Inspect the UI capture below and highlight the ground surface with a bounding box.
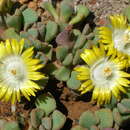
[18,0,129,25]
[0,83,99,129]
[78,0,129,25]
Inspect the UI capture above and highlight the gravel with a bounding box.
[75,0,130,25]
[18,0,130,25]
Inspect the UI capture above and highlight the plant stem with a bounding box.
[11,104,16,113]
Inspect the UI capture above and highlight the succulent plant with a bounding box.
[29,108,66,130]
[0,28,21,40]
[0,6,94,92]
[71,98,130,130]
[0,93,66,130]
[35,93,57,116]
[45,21,58,42]
[0,27,53,64]
[6,9,22,32]
[0,108,66,130]
[30,93,66,130]
[0,0,91,71]
[0,120,21,130]
[22,8,38,30]
[79,110,99,129]
[52,23,95,91]
[3,99,130,130]
[40,1,90,25]
[1,0,130,130]
[71,125,87,130]
[0,0,89,46]
[123,5,130,22]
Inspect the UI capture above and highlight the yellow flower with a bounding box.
[98,14,130,64]
[0,39,46,104]
[74,45,130,105]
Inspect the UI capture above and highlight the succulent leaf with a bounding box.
[35,94,56,116]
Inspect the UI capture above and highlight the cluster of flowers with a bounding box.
[75,14,130,105]
[0,14,130,106]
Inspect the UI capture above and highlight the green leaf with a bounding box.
[30,108,45,128]
[40,2,59,22]
[123,6,130,22]
[52,110,66,130]
[79,111,99,129]
[22,8,38,26]
[95,108,113,129]
[42,117,52,130]
[56,46,68,61]
[4,121,20,130]
[35,94,56,116]
[54,67,71,81]
[62,53,73,66]
[67,71,81,90]
[45,21,58,42]
[60,1,73,22]
[1,28,21,40]
[113,108,123,126]
[71,125,86,130]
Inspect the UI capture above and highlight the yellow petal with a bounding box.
[107,46,115,56]
[80,49,97,66]
[92,87,100,100]
[20,80,41,100]
[0,87,7,99]
[3,87,12,102]
[22,47,34,59]
[28,72,46,80]
[99,95,104,105]
[110,15,127,29]
[21,88,30,101]
[28,64,44,71]
[0,42,6,58]
[92,45,101,57]
[81,85,93,94]
[104,91,111,104]
[5,40,12,54]
[117,78,130,87]
[117,85,127,93]
[98,27,112,37]
[99,44,105,56]
[26,80,41,90]
[79,80,92,91]
[27,87,36,96]
[118,71,130,77]
[19,39,24,54]
[11,39,20,54]
[16,89,21,102]
[77,74,90,80]
[113,58,127,69]
[24,59,40,66]
[74,66,89,72]
[112,86,120,99]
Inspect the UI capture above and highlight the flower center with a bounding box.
[0,56,27,89]
[11,69,17,75]
[90,58,117,88]
[113,29,130,55]
[103,67,112,77]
